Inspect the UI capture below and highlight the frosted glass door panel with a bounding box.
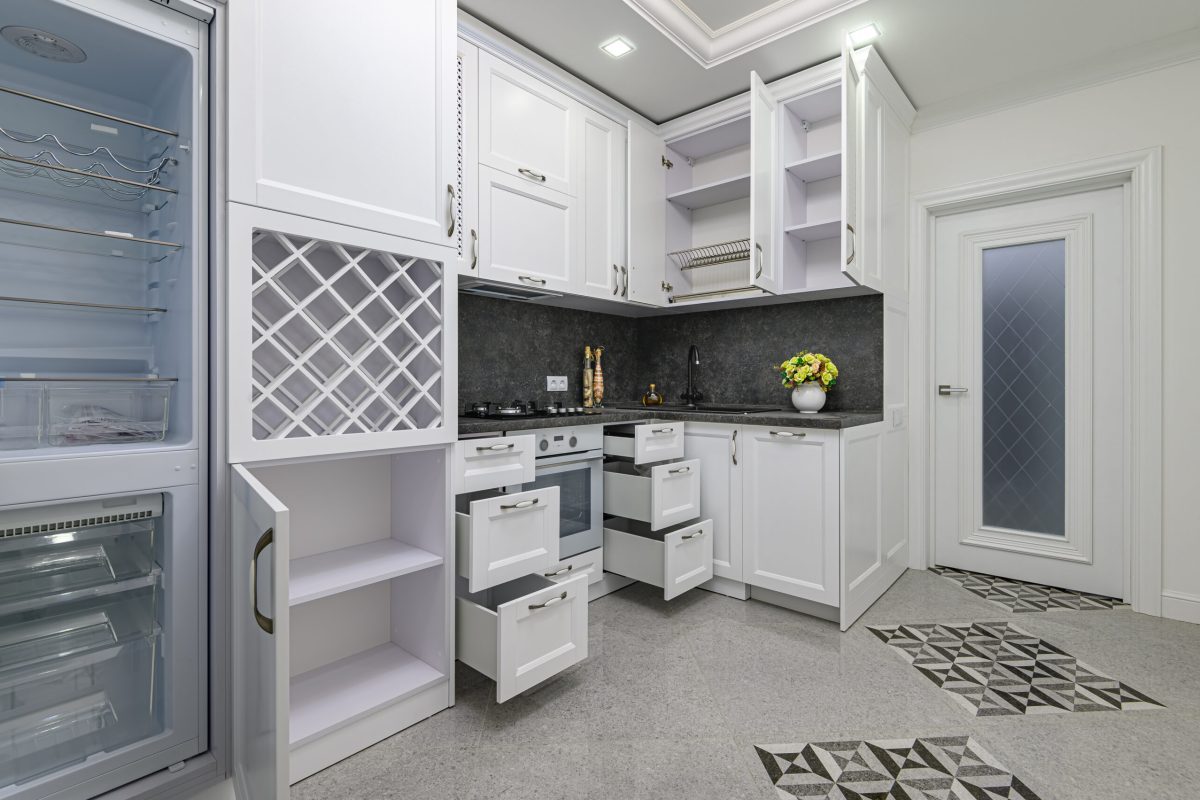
[980,240,1066,536]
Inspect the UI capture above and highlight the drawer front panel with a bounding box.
[635,422,685,463]
[454,435,535,494]
[663,519,714,600]
[460,487,558,591]
[651,459,701,530]
[497,573,588,702]
[541,548,603,586]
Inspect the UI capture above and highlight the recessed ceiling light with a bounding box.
[600,36,635,59]
[847,23,881,47]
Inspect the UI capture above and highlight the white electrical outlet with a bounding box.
[547,376,568,392]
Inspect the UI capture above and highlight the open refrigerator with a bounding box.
[0,0,210,798]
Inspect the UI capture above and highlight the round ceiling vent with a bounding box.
[1,26,87,63]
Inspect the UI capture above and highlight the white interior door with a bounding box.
[749,71,779,293]
[626,119,667,305]
[231,465,290,800]
[933,187,1126,597]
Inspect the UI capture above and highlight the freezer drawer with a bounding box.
[455,487,559,592]
[603,458,701,530]
[603,421,685,464]
[453,435,536,494]
[603,518,713,600]
[456,572,588,702]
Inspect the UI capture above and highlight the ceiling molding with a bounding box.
[622,0,867,68]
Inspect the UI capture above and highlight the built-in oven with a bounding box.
[518,426,604,559]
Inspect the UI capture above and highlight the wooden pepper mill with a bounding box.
[583,346,594,408]
[592,346,605,407]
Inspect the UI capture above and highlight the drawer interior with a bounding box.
[603,460,654,479]
[603,515,673,542]
[457,573,556,612]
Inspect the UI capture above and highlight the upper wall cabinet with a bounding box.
[580,109,627,300]
[454,40,480,276]
[228,0,456,246]
[478,52,581,197]
[477,166,580,293]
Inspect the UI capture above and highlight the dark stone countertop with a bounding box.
[457,405,883,436]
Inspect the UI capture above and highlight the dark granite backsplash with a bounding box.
[458,294,883,412]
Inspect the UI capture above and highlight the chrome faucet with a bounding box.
[681,344,703,406]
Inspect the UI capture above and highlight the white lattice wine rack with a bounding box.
[248,228,445,443]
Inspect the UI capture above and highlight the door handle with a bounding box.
[519,276,547,285]
[938,385,968,395]
[476,442,515,451]
[250,527,274,635]
[769,430,806,438]
[529,591,567,610]
[518,167,547,182]
[731,429,737,465]
[621,265,629,298]
[755,242,763,279]
[612,264,619,295]
[470,229,478,270]
[500,497,540,510]
[446,184,456,238]
[845,223,856,266]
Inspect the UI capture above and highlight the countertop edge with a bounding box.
[457,408,884,436]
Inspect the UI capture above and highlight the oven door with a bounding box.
[526,453,603,559]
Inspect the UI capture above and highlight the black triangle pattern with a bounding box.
[929,565,1126,613]
[754,737,1045,799]
[867,621,1164,716]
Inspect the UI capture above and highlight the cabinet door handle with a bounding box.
[529,591,568,610]
[518,167,546,182]
[755,242,764,279]
[731,429,738,465]
[500,497,539,510]
[250,527,274,636]
[845,223,856,266]
[544,564,574,577]
[681,529,706,540]
[621,266,629,298]
[769,430,806,438]
[476,442,515,451]
[470,229,478,270]
[612,264,620,295]
[519,275,547,285]
[446,184,457,238]
[668,465,691,474]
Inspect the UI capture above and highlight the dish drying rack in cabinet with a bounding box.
[665,238,765,304]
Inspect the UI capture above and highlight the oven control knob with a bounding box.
[569,435,578,448]
[539,438,549,452]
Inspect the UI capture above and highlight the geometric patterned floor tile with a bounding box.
[754,736,1044,799]
[869,622,1163,717]
[930,566,1126,613]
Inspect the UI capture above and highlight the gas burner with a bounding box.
[463,400,599,420]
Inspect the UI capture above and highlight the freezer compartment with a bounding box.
[0,385,42,450]
[45,383,171,446]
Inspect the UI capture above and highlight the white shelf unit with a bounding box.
[233,447,452,786]
[777,85,854,293]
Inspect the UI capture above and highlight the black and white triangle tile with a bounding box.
[754,735,1043,799]
[869,621,1163,717]
[930,565,1125,613]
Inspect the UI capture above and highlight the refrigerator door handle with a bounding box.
[251,527,275,635]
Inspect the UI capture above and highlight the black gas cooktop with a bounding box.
[462,400,605,420]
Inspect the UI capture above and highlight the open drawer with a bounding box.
[603,458,700,530]
[604,518,714,600]
[539,548,603,587]
[453,435,536,494]
[456,572,588,703]
[603,421,685,464]
[455,486,559,593]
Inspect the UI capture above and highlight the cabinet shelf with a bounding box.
[288,540,443,606]
[289,643,444,748]
[0,217,182,262]
[784,219,840,242]
[666,173,750,210]
[784,151,840,182]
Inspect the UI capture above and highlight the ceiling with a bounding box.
[458,0,1200,124]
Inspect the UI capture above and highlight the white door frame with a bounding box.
[908,148,1163,615]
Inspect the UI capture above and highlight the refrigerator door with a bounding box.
[231,465,290,800]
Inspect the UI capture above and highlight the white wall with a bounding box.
[909,58,1200,622]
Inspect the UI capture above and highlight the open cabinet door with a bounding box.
[626,119,667,305]
[840,43,864,285]
[232,465,290,800]
[749,71,779,294]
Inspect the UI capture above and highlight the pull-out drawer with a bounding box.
[456,572,588,703]
[603,421,685,464]
[454,435,536,494]
[603,518,713,600]
[455,487,559,592]
[603,458,700,530]
[540,548,603,587]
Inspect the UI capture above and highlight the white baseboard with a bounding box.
[1161,591,1200,624]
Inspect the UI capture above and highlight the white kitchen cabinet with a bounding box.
[626,119,669,306]
[478,51,581,196]
[477,165,580,293]
[227,204,456,464]
[455,39,480,276]
[749,72,780,294]
[580,109,628,299]
[604,420,686,464]
[455,487,560,592]
[742,427,839,606]
[683,423,743,582]
[228,0,456,245]
[604,518,714,600]
[453,435,536,494]
[457,573,589,703]
[603,458,702,531]
[232,449,452,797]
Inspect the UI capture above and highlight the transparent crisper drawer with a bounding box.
[0,522,160,616]
[0,385,43,450]
[45,384,171,447]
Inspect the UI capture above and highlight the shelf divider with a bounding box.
[288,539,443,606]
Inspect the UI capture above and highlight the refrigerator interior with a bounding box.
[0,0,201,460]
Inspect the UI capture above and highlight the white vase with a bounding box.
[791,383,826,414]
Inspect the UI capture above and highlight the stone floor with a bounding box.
[292,569,1200,799]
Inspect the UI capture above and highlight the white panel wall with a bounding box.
[909,59,1200,622]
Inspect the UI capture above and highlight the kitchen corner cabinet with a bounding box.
[228,0,457,246]
[232,449,453,799]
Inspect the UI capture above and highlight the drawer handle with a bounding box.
[544,564,575,577]
[519,275,547,285]
[500,498,540,510]
[681,529,706,540]
[518,167,547,182]
[769,430,806,438]
[529,591,568,610]
[650,427,674,434]
[476,443,515,452]
[668,465,691,474]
